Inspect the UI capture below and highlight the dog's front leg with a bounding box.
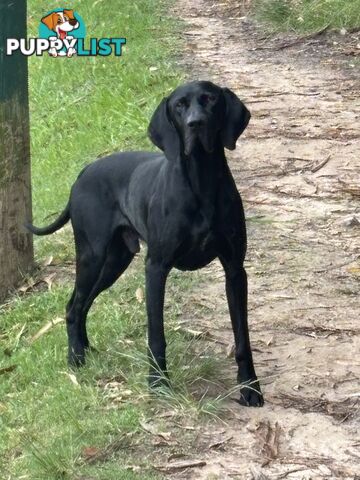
[221,260,264,407]
[145,257,170,388]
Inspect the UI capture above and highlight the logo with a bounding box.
[6,8,126,57]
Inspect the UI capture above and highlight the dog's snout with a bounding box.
[186,116,205,129]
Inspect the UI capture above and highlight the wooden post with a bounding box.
[0,0,34,300]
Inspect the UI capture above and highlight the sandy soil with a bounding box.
[166,1,360,478]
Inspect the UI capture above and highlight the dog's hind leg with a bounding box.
[67,227,135,367]
[66,238,106,367]
[80,228,135,344]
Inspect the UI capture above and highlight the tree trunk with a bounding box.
[0,0,33,300]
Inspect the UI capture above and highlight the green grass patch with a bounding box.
[252,0,360,33]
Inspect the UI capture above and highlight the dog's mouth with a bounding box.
[58,28,67,40]
[184,129,214,156]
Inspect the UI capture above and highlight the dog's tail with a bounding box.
[25,202,70,236]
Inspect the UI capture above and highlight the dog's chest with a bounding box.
[173,208,217,270]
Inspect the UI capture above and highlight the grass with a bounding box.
[1,254,228,479]
[253,0,360,33]
[1,1,232,478]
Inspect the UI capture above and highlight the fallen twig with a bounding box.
[338,401,359,424]
[154,459,206,472]
[30,317,64,343]
[249,25,329,53]
[311,155,331,173]
[275,25,330,50]
[277,468,307,479]
[209,435,233,449]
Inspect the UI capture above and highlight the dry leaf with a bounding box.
[347,265,360,275]
[43,256,54,266]
[18,278,35,293]
[135,287,144,303]
[82,446,100,461]
[64,372,79,386]
[226,344,235,358]
[82,434,132,465]
[43,273,56,291]
[124,465,141,472]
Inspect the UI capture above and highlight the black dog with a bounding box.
[27,81,263,407]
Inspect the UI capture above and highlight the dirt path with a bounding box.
[169,1,360,478]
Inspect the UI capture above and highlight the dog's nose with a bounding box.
[69,18,78,26]
[187,117,205,129]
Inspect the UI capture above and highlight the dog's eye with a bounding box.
[57,17,62,24]
[199,94,216,105]
[175,98,187,109]
[175,98,187,108]
[64,15,69,21]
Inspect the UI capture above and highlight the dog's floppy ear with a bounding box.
[221,87,251,150]
[64,9,75,19]
[148,98,180,161]
[41,12,58,31]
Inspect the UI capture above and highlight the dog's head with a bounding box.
[41,9,79,40]
[148,81,250,160]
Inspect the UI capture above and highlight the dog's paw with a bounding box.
[238,379,264,407]
[67,47,77,57]
[49,48,58,57]
[68,348,85,368]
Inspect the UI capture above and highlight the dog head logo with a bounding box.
[41,9,79,40]
[39,8,86,57]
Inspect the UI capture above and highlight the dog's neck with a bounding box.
[179,139,226,224]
